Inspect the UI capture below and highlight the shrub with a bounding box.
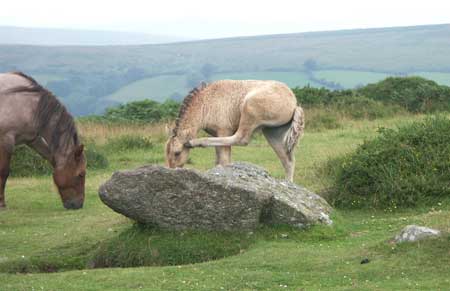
[10,144,108,177]
[358,76,450,112]
[103,99,180,123]
[331,95,405,120]
[328,116,450,209]
[305,107,343,131]
[105,135,154,152]
[10,146,52,177]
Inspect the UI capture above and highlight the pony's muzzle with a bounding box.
[63,199,84,210]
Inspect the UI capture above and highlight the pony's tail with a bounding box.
[284,106,305,154]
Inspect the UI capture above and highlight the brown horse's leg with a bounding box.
[262,124,296,182]
[0,146,13,209]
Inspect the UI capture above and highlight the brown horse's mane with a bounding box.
[173,81,208,136]
[8,72,79,152]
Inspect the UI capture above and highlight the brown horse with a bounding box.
[0,72,86,209]
[165,80,304,181]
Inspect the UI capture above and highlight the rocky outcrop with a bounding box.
[99,162,333,231]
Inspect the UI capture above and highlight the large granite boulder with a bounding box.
[99,162,333,231]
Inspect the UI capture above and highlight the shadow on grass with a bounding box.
[0,217,346,273]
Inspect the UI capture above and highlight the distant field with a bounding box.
[105,71,321,103]
[105,75,188,103]
[411,72,450,86]
[211,71,320,88]
[313,70,390,88]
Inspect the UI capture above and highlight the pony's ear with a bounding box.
[74,144,84,161]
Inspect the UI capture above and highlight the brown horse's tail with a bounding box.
[284,106,305,154]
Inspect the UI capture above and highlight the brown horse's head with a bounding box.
[165,136,190,168]
[53,144,86,210]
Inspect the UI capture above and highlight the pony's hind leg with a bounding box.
[0,144,13,209]
[262,124,296,182]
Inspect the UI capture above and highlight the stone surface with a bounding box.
[99,162,333,231]
[393,225,441,243]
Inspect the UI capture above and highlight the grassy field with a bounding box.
[1,114,449,290]
[105,75,188,103]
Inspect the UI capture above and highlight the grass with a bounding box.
[0,114,449,290]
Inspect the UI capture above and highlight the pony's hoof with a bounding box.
[0,205,6,211]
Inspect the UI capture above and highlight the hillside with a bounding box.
[0,26,189,46]
[0,24,449,115]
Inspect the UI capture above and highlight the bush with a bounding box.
[103,99,180,123]
[358,76,450,112]
[105,135,154,152]
[332,95,405,120]
[328,116,450,209]
[10,144,108,177]
[305,107,343,131]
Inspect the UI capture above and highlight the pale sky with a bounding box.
[1,0,449,39]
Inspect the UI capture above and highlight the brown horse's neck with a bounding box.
[33,97,79,168]
[38,126,77,168]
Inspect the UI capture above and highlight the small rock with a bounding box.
[393,225,441,243]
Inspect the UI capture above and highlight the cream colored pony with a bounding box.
[165,80,304,181]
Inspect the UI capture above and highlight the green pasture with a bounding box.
[0,115,449,290]
[104,75,188,103]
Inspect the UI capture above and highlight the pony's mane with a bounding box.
[172,81,208,136]
[9,72,79,152]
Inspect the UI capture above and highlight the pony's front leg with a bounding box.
[0,145,13,209]
[188,134,244,147]
[215,146,231,165]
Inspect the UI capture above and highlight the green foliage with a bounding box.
[306,108,343,131]
[103,99,180,122]
[328,116,450,209]
[10,146,52,177]
[85,145,109,170]
[90,224,254,268]
[105,135,154,152]
[358,76,450,112]
[332,95,404,120]
[10,144,108,177]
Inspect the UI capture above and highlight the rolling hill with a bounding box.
[0,23,449,115]
[0,26,190,46]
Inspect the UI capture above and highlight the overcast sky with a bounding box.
[1,0,449,39]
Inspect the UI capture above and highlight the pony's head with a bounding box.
[165,135,190,168]
[53,144,86,210]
